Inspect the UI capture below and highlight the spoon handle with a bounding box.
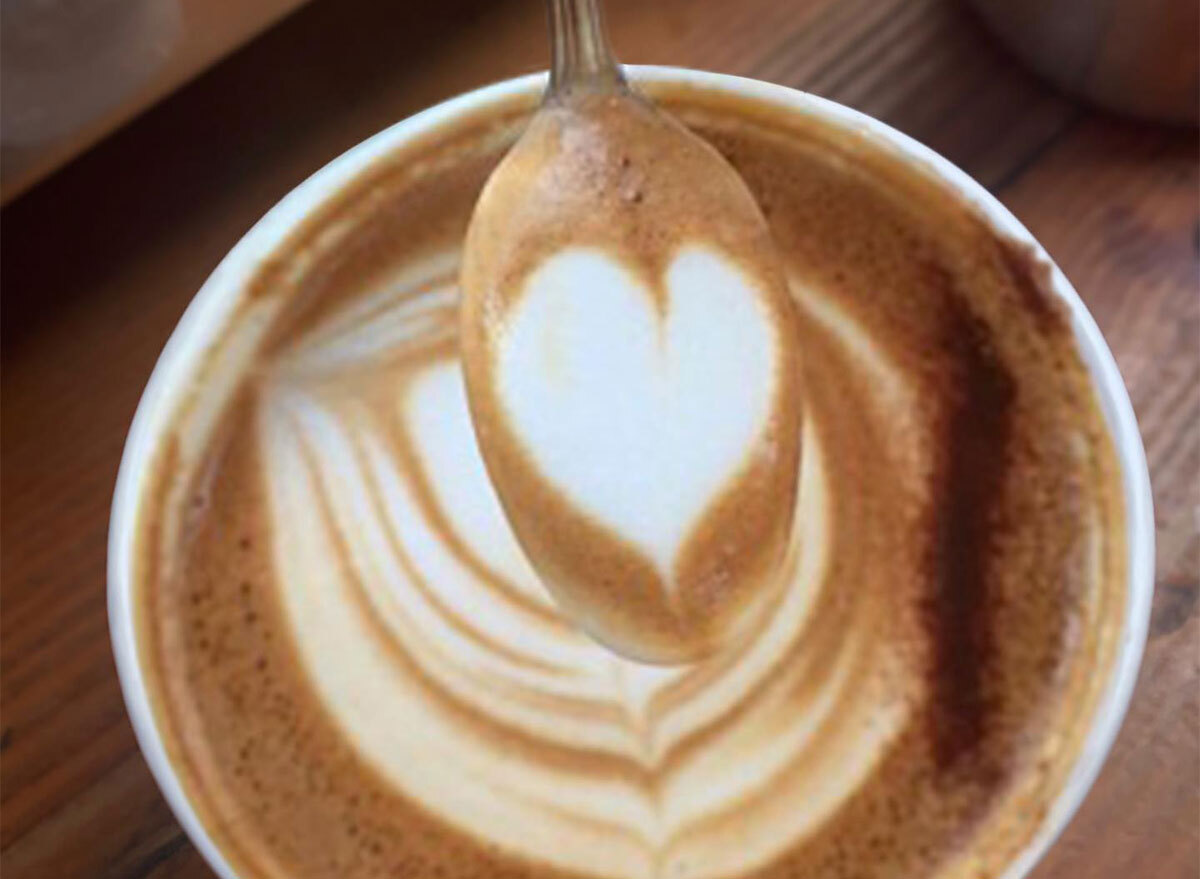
[546,0,626,97]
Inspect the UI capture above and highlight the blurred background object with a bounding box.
[0,0,310,203]
[969,0,1199,124]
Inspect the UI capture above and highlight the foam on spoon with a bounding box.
[461,91,803,663]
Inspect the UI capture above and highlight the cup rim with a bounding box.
[108,65,1155,879]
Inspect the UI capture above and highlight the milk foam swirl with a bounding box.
[258,253,908,877]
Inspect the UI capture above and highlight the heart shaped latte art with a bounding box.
[498,246,777,571]
[466,244,801,662]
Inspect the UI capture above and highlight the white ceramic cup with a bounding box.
[108,66,1155,879]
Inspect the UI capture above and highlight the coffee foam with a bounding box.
[495,245,778,581]
[460,93,802,663]
[135,85,1127,879]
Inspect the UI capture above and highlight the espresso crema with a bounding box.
[135,82,1126,879]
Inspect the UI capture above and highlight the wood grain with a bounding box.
[2,0,1196,876]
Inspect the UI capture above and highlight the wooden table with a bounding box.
[2,0,1196,876]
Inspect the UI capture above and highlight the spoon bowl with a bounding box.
[459,0,804,664]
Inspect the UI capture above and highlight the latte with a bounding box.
[134,80,1126,879]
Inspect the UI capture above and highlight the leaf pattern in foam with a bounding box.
[252,252,908,877]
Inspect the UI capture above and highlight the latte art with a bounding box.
[477,244,796,662]
[496,247,780,580]
[256,256,897,876]
[460,93,803,663]
[135,85,1126,879]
